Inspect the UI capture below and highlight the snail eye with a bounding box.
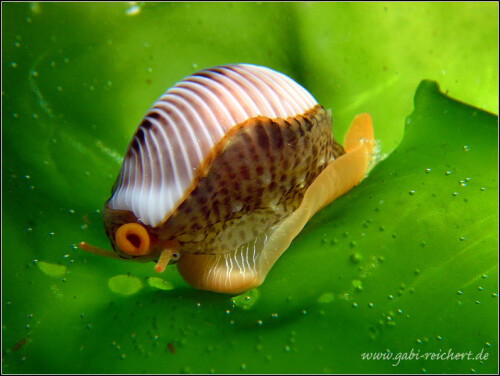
[115,223,151,256]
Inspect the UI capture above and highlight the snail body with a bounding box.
[80,64,374,294]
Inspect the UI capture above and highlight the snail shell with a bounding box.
[79,64,374,294]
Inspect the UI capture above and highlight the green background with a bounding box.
[2,2,498,374]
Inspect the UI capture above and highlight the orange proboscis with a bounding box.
[115,223,150,256]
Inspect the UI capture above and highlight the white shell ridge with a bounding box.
[108,64,318,227]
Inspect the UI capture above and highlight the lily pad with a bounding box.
[2,2,498,374]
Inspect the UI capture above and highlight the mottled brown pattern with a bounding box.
[152,105,344,255]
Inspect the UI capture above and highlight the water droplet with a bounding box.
[32,113,39,119]
[409,190,415,195]
[491,293,498,298]
[257,320,263,326]
[12,113,19,118]
[108,275,143,295]
[436,335,443,341]
[270,313,279,319]
[388,294,394,300]
[10,62,18,68]
[414,269,421,275]
[146,67,153,73]
[368,302,374,308]
[192,63,198,69]
[425,168,431,173]
[284,345,291,352]
[475,300,481,304]
[318,292,334,304]
[350,253,362,263]
[397,309,403,314]
[459,236,466,241]
[416,338,422,344]
[301,309,307,315]
[463,145,470,152]
[14,41,21,48]
[63,57,70,64]
[459,180,467,187]
[445,171,452,176]
[352,280,363,291]
[240,363,246,371]
[457,290,463,295]
[25,17,32,23]
[452,192,459,197]
[229,320,235,325]
[368,325,379,340]
[49,232,55,237]
[352,302,358,308]
[478,286,484,291]
[485,342,491,347]
[480,187,486,191]
[26,228,33,232]
[56,86,63,92]
[30,70,39,77]
[50,60,56,68]
[126,3,141,16]
[232,289,259,310]
[482,274,488,279]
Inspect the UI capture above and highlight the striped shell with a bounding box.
[81,64,374,294]
[109,64,328,227]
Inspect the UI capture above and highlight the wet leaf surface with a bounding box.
[2,3,498,374]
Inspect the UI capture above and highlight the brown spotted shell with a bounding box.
[104,64,344,257]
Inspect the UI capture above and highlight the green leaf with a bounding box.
[2,3,498,374]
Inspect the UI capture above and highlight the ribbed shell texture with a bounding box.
[108,64,318,227]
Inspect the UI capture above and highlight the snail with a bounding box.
[79,64,374,294]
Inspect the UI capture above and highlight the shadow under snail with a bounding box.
[79,63,374,294]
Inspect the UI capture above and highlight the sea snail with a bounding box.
[79,64,374,294]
